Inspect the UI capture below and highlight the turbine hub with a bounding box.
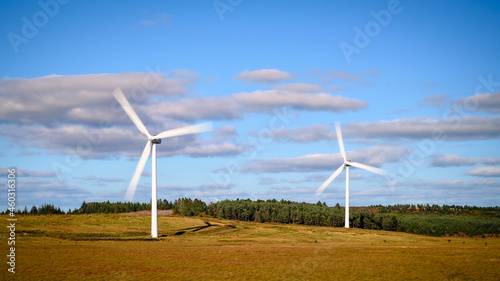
[345,160,352,166]
[152,138,161,144]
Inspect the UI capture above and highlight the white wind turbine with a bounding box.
[112,87,212,238]
[316,122,385,228]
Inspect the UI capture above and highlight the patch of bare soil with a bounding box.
[121,210,174,216]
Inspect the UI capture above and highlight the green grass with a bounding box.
[3,214,499,280]
[393,213,500,236]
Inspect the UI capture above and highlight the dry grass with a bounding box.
[2,214,499,280]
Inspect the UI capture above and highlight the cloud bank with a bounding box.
[240,145,409,173]
[235,69,293,83]
[430,154,477,167]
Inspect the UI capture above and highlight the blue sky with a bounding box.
[1,0,500,211]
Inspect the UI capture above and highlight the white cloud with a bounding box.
[456,91,500,113]
[0,124,146,158]
[0,73,370,132]
[258,177,279,185]
[270,124,334,143]
[157,184,198,191]
[240,145,408,173]
[152,88,368,116]
[375,178,500,206]
[289,174,327,183]
[313,178,500,207]
[273,83,323,93]
[11,178,92,209]
[241,153,337,173]
[18,151,41,156]
[362,69,380,78]
[268,186,316,196]
[150,97,241,121]
[20,169,57,178]
[289,173,362,183]
[233,90,368,112]
[241,153,339,173]
[214,126,238,142]
[190,189,251,198]
[199,182,235,190]
[306,69,376,86]
[79,175,124,183]
[321,70,361,83]
[0,72,196,125]
[484,158,500,165]
[168,143,247,158]
[235,69,293,83]
[358,82,377,88]
[467,166,500,177]
[0,167,56,178]
[343,116,500,140]
[328,85,349,92]
[418,94,448,107]
[0,123,244,159]
[389,178,500,190]
[386,109,411,115]
[430,154,477,167]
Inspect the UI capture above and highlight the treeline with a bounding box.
[2,198,207,216]
[172,198,207,216]
[394,213,499,237]
[76,200,172,214]
[2,203,66,215]
[207,199,500,237]
[77,198,206,216]
[3,199,499,237]
[371,204,500,216]
[208,199,345,226]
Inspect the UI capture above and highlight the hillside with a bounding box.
[3,214,499,280]
[14,199,500,238]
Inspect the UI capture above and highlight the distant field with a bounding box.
[3,214,499,280]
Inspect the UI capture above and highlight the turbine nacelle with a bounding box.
[151,138,161,144]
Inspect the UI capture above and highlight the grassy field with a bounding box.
[2,214,499,280]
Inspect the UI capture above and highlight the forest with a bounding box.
[6,198,500,237]
[207,199,500,237]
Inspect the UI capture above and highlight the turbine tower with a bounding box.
[112,87,212,237]
[316,122,385,228]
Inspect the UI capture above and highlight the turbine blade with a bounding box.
[335,122,346,162]
[154,122,213,139]
[349,161,386,176]
[112,87,151,138]
[124,141,151,201]
[316,164,345,195]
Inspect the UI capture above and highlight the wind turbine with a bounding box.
[316,122,385,228]
[112,87,212,238]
